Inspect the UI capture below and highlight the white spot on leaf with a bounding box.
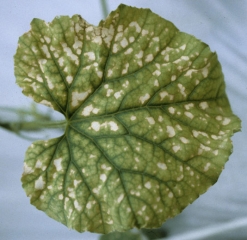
[74,180,81,187]
[157,162,167,170]
[166,126,175,137]
[41,45,51,58]
[168,192,173,198]
[180,44,186,50]
[36,75,43,82]
[38,59,47,73]
[130,115,136,121]
[135,157,140,162]
[213,150,219,156]
[100,174,107,182]
[145,54,154,62]
[93,188,100,195]
[129,36,135,43]
[102,25,115,47]
[66,76,73,84]
[153,70,161,76]
[117,25,123,32]
[106,89,114,97]
[185,103,194,110]
[113,43,118,53]
[184,69,197,78]
[153,37,159,42]
[75,23,82,33]
[171,75,176,81]
[129,21,141,33]
[62,43,79,65]
[23,163,34,175]
[90,121,118,132]
[120,38,128,48]
[185,111,194,119]
[222,118,231,125]
[122,80,129,88]
[54,158,62,171]
[174,55,189,64]
[139,93,150,104]
[154,79,159,86]
[158,116,164,122]
[124,48,133,54]
[92,36,102,45]
[122,63,129,74]
[144,182,151,189]
[108,121,119,131]
[35,176,45,190]
[91,121,101,131]
[59,194,63,200]
[74,200,82,211]
[135,50,143,59]
[204,163,211,172]
[82,104,93,116]
[142,29,149,36]
[40,100,53,108]
[172,145,180,153]
[199,102,209,110]
[84,52,95,61]
[73,36,82,49]
[107,69,113,77]
[146,117,155,125]
[114,90,123,99]
[202,64,210,77]
[81,104,99,116]
[58,57,64,67]
[72,91,90,107]
[198,144,211,155]
[35,160,42,169]
[46,78,54,89]
[86,202,92,209]
[178,84,186,97]
[168,107,175,114]
[216,116,223,121]
[180,137,189,143]
[164,54,169,61]
[101,164,111,171]
[117,194,124,203]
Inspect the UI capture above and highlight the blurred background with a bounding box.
[0,0,246,239]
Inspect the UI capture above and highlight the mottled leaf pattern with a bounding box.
[14,4,241,234]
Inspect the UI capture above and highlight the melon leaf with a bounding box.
[14,4,241,234]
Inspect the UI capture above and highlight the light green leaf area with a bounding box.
[14,4,241,234]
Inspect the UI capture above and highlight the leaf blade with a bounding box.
[15,4,241,234]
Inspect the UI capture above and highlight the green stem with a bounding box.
[100,0,109,19]
[0,105,51,121]
[0,105,66,135]
[0,120,66,133]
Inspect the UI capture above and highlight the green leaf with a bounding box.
[14,4,241,234]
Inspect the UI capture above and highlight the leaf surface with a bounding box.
[14,4,241,233]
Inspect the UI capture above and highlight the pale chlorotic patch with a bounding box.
[139,93,150,104]
[54,158,63,171]
[89,121,119,132]
[166,126,175,138]
[35,176,45,190]
[157,162,167,170]
[72,91,90,107]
